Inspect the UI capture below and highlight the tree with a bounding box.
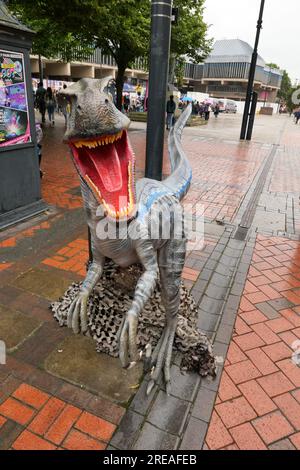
[266,63,280,70]
[8,0,211,108]
[168,1,212,84]
[266,62,293,106]
[286,87,298,113]
[278,70,292,102]
[8,0,150,108]
[7,1,94,65]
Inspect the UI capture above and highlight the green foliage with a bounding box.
[286,87,298,113]
[174,57,185,88]
[266,62,280,70]
[266,62,293,106]
[171,0,212,62]
[7,0,94,61]
[278,70,293,102]
[7,0,212,104]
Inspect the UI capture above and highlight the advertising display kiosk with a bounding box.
[0,2,47,229]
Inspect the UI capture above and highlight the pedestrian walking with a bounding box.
[204,103,211,121]
[35,123,44,178]
[135,92,143,112]
[214,103,220,118]
[166,95,176,130]
[294,108,300,124]
[58,84,69,126]
[194,101,200,116]
[35,82,46,124]
[199,103,205,118]
[45,87,56,126]
[123,94,130,114]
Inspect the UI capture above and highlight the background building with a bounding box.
[30,49,148,88]
[182,39,283,103]
[30,39,283,109]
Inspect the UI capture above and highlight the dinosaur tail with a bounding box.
[163,104,192,201]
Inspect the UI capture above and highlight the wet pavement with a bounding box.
[1,111,300,450]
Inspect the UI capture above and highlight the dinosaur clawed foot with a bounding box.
[146,322,177,396]
[119,310,139,368]
[67,289,89,334]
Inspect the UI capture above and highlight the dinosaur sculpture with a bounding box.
[61,78,193,394]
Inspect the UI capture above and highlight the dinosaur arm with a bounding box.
[68,234,105,334]
[81,257,104,293]
[119,234,159,367]
[129,239,159,315]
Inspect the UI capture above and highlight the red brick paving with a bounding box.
[206,235,300,450]
[230,422,267,450]
[0,382,115,450]
[42,238,88,277]
[0,262,13,271]
[1,116,300,450]
[182,138,270,223]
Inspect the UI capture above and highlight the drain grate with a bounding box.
[234,144,278,241]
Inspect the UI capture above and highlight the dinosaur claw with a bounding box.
[166,382,171,396]
[145,343,152,358]
[127,361,137,370]
[146,379,155,396]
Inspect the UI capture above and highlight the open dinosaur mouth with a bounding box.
[69,130,136,219]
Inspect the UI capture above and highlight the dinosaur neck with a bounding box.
[163,105,192,201]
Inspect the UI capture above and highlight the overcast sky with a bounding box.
[203,0,299,83]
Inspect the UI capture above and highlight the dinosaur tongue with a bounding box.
[86,144,122,192]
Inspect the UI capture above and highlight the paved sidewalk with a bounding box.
[205,235,300,450]
[1,112,300,450]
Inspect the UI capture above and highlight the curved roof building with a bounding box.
[183,39,283,101]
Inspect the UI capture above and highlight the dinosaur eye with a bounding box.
[77,105,82,110]
[105,99,109,104]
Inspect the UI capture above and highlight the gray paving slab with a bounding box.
[256,302,280,320]
[133,423,179,450]
[147,391,190,436]
[197,313,220,332]
[129,378,157,416]
[166,365,200,402]
[179,417,207,450]
[110,410,144,450]
[192,386,216,423]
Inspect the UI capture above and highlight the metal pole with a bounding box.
[38,54,43,84]
[240,0,265,140]
[246,91,258,140]
[145,0,172,181]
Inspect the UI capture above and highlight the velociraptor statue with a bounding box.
[60,78,193,395]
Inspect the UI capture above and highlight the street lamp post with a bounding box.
[145,0,173,181]
[240,0,266,140]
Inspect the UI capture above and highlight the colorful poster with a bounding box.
[0,50,31,147]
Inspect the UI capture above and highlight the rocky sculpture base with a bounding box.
[51,261,216,378]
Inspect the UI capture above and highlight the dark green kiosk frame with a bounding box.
[0,2,47,230]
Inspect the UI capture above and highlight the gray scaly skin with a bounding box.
[60,78,192,394]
